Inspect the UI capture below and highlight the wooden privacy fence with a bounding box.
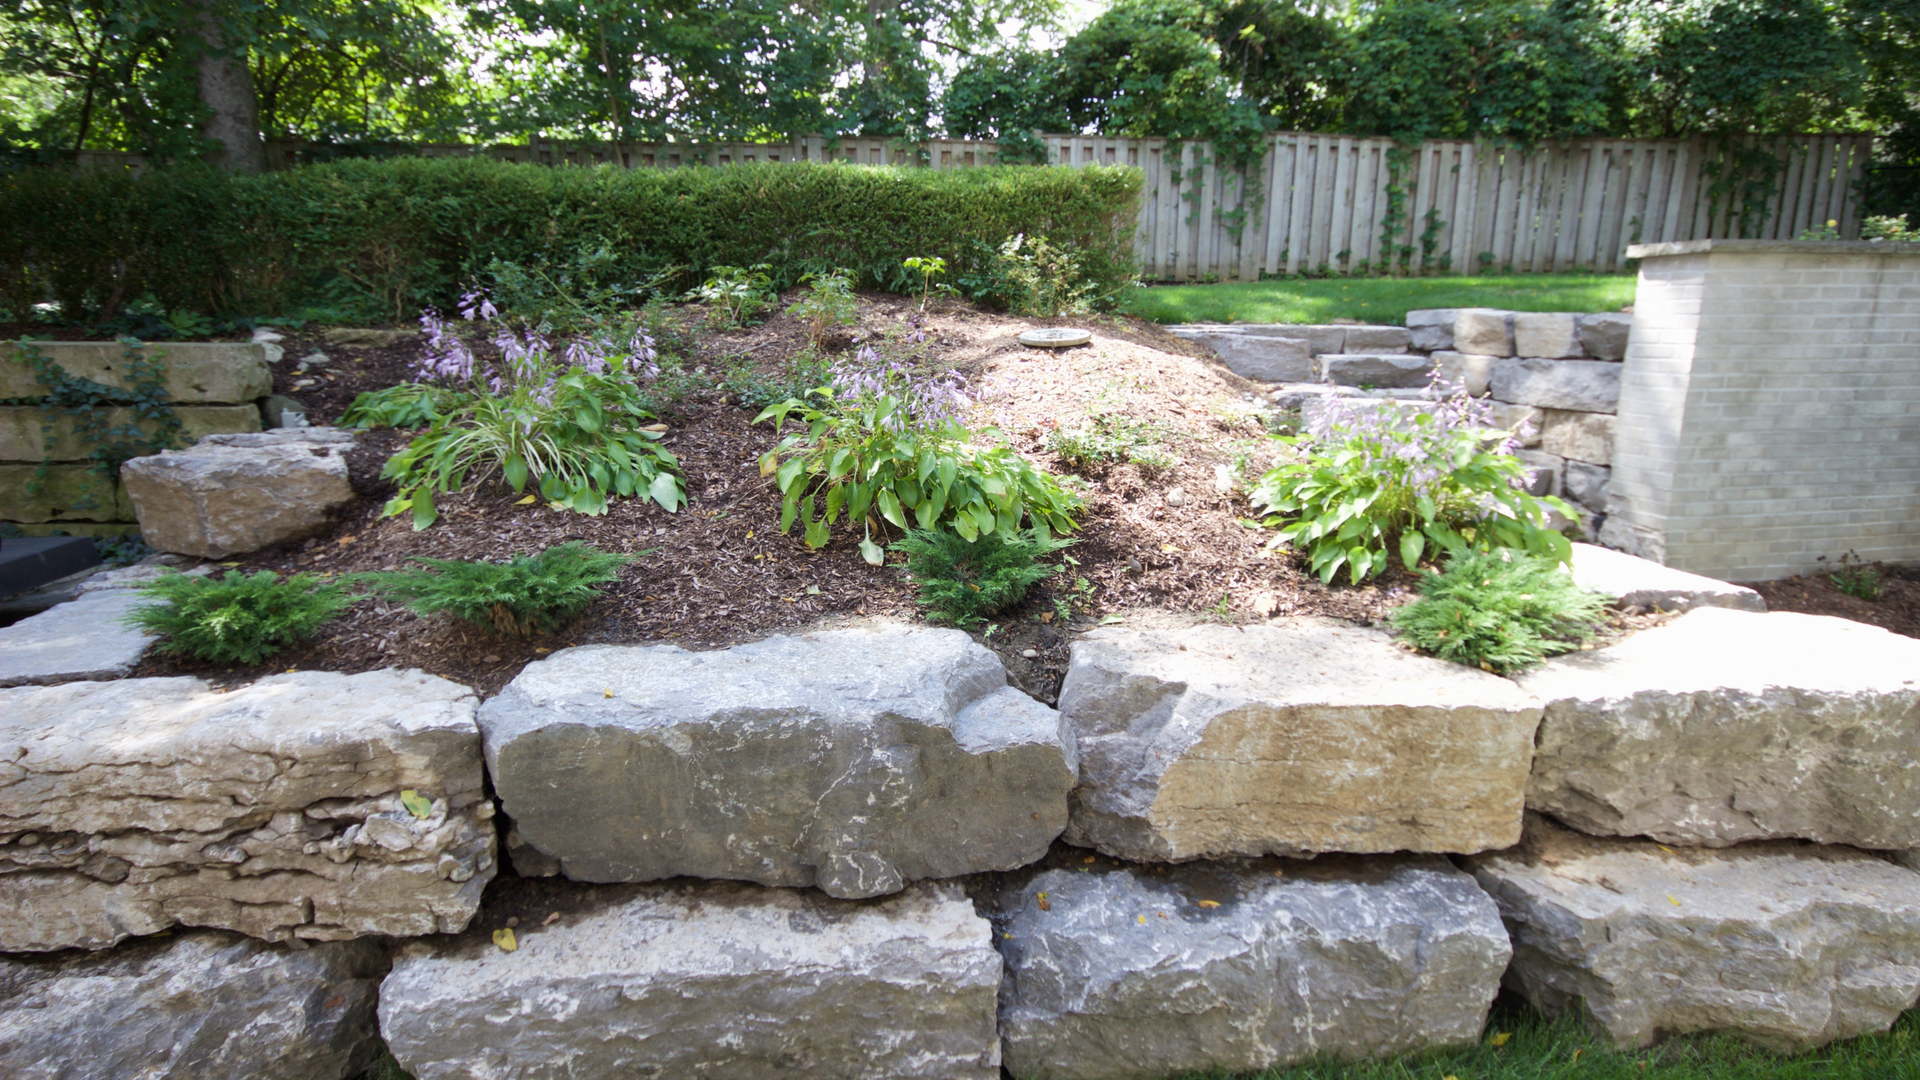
[79,131,1876,280]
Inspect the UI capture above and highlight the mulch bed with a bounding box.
[131,295,1413,702]
[1739,563,1920,640]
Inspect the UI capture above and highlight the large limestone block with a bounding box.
[1512,312,1583,358]
[0,589,152,688]
[1171,324,1344,355]
[0,405,260,462]
[1406,308,1459,351]
[1562,460,1610,512]
[1059,620,1543,861]
[0,464,131,522]
[1452,309,1514,356]
[1469,819,1920,1050]
[1316,352,1433,388]
[1577,312,1632,361]
[0,932,385,1080]
[1490,357,1622,413]
[1522,608,1920,848]
[1430,350,1494,396]
[120,427,354,558]
[1341,324,1414,351]
[993,854,1510,1079]
[1569,542,1764,613]
[1178,330,1314,382]
[0,670,494,950]
[381,879,1002,1080]
[0,342,272,404]
[1539,408,1615,464]
[479,623,1077,898]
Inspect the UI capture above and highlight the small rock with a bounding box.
[1164,486,1188,507]
[1211,463,1236,493]
[1021,648,1040,659]
[291,378,318,390]
[295,351,331,370]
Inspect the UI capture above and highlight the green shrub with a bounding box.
[1250,392,1575,583]
[340,383,472,429]
[123,570,352,665]
[688,263,776,328]
[892,528,1074,627]
[1046,413,1177,470]
[962,233,1118,316]
[1390,550,1610,674]
[1,158,1141,321]
[355,541,632,636]
[722,348,832,411]
[784,269,860,345]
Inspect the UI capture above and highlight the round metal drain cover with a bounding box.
[1017,327,1092,348]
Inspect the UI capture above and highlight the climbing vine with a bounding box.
[7,338,181,495]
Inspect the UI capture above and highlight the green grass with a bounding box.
[1210,1003,1920,1080]
[1123,274,1638,326]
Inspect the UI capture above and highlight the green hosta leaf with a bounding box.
[858,527,885,565]
[804,516,831,549]
[648,471,684,512]
[411,489,437,530]
[877,488,907,529]
[400,789,433,819]
[503,455,529,492]
[1399,530,1426,571]
[775,457,805,494]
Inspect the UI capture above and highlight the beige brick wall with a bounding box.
[1608,241,1920,580]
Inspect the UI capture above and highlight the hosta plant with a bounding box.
[755,343,1078,563]
[123,570,352,665]
[1250,388,1574,583]
[355,541,634,636]
[892,527,1073,627]
[1390,549,1610,674]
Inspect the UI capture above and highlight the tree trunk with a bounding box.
[188,0,265,173]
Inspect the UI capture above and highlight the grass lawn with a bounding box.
[1123,274,1639,326]
[1226,1005,1920,1080]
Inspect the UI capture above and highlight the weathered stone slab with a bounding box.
[1172,323,1346,356]
[1562,460,1610,512]
[1453,309,1514,356]
[1490,357,1622,413]
[0,342,272,404]
[994,853,1508,1079]
[381,879,1001,1080]
[1431,350,1494,396]
[1178,331,1315,382]
[0,405,260,462]
[1342,325,1414,351]
[479,623,1076,898]
[1539,409,1615,464]
[1513,312,1583,358]
[0,932,385,1080]
[1577,312,1633,361]
[1569,542,1763,613]
[0,589,152,688]
[0,464,131,522]
[1522,607,1920,848]
[0,670,494,950]
[121,427,354,558]
[1059,620,1542,861]
[1514,450,1563,496]
[1468,818,1920,1050]
[1316,352,1433,388]
[1406,308,1459,351]
[320,327,413,348]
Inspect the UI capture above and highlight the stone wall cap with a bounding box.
[1627,239,1920,259]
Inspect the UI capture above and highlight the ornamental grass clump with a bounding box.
[756,330,1079,564]
[892,527,1074,627]
[123,570,352,665]
[1390,549,1610,674]
[1249,383,1576,583]
[355,541,633,636]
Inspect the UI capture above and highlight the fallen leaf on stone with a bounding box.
[1667,894,1682,907]
[491,928,518,952]
[1035,892,1051,911]
[1195,899,1220,909]
[1135,915,1147,925]
[603,688,614,698]
[400,789,433,818]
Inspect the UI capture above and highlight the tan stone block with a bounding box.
[1512,312,1582,358]
[1540,410,1615,464]
[0,405,261,462]
[0,465,130,522]
[1452,309,1514,356]
[1,342,272,404]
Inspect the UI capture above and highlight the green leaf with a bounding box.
[858,527,885,565]
[503,455,529,492]
[1399,530,1426,571]
[876,487,907,529]
[411,488,438,530]
[775,457,805,494]
[400,789,433,819]
[648,471,683,512]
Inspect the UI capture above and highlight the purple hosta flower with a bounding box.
[414,307,477,385]
[458,290,498,322]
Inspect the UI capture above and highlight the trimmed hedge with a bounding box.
[1,158,1143,321]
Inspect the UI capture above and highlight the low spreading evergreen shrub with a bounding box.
[354,541,633,636]
[1390,549,1610,674]
[123,570,352,665]
[892,527,1074,627]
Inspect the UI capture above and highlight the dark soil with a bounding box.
[1740,562,1920,640]
[129,295,1419,701]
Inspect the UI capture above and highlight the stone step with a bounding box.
[0,588,153,688]
[992,853,1509,1078]
[1468,817,1920,1050]
[1167,327,1313,382]
[1520,606,1920,849]
[1315,352,1434,388]
[0,535,98,598]
[1569,542,1764,613]
[381,878,1002,1080]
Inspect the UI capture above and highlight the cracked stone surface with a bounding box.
[381,878,1002,1080]
[1469,818,1920,1050]
[1059,619,1542,861]
[0,931,385,1079]
[0,669,494,951]
[479,623,1076,899]
[1522,607,1920,848]
[990,853,1510,1079]
[0,589,153,688]
[120,428,355,558]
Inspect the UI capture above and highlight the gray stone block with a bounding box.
[381,879,1002,1080]
[1562,460,1611,511]
[0,932,386,1080]
[121,427,355,558]
[1452,309,1514,356]
[1406,308,1459,351]
[1317,352,1433,388]
[1568,542,1764,613]
[1512,312,1583,358]
[1577,312,1633,361]
[0,589,152,688]
[1514,450,1564,496]
[1342,325,1414,351]
[1490,357,1623,412]
[994,855,1511,1079]
[1178,330,1315,382]
[1469,818,1920,1050]
[1539,409,1615,464]
[1521,607,1920,849]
